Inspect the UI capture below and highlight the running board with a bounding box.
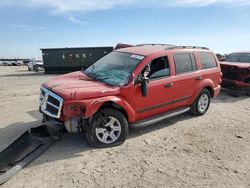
[0,125,57,185]
[130,107,190,129]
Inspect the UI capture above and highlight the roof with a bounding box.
[116,44,210,56]
[116,45,168,56]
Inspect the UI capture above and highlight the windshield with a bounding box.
[225,53,250,63]
[84,51,144,86]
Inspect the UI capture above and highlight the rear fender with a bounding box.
[189,78,215,104]
[85,96,136,122]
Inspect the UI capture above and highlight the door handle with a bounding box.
[195,76,202,81]
[164,83,174,88]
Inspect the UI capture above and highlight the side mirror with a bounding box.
[141,77,149,97]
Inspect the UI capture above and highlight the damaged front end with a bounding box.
[40,86,88,136]
[220,64,250,94]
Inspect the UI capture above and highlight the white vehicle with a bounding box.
[28,60,44,71]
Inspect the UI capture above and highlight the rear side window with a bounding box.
[199,52,217,69]
[173,53,197,74]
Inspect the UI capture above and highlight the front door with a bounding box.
[135,56,174,120]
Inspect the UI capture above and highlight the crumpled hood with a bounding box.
[43,71,120,100]
[220,62,250,69]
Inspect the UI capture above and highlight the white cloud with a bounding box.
[0,0,134,13]
[1,0,250,14]
[11,24,48,31]
[2,0,250,24]
[68,16,87,24]
[163,0,250,7]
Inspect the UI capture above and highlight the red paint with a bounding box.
[42,46,222,124]
[220,53,250,90]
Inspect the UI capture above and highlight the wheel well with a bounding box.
[243,77,250,83]
[204,86,214,97]
[99,101,129,120]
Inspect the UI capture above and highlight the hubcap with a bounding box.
[95,116,121,144]
[198,94,209,113]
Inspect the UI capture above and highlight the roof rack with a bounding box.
[165,46,209,50]
[136,44,174,47]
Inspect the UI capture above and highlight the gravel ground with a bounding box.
[0,66,250,188]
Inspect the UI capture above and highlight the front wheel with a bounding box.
[86,108,129,148]
[190,89,211,116]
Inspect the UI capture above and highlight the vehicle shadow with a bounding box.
[0,111,194,168]
[212,88,248,103]
[129,113,193,139]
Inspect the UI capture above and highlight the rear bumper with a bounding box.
[213,85,221,97]
[221,78,250,90]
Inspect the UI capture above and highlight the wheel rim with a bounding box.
[198,94,209,113]
[95,116,122,144]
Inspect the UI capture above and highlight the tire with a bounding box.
[190,89,211,116]
[246,88,250,96]
[86,108,129,148]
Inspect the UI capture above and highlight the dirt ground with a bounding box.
[0,66,250,188]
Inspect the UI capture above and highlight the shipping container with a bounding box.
[41,47,113,73]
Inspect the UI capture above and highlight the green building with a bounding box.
[41,46,113,73]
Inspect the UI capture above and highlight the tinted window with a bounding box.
[174,53,197,74]
[225,53,250,63]
[148,56,170,79]
[199,52,217,69]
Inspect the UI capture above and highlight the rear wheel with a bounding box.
[86,108,129,148]
[190,89,211,116]
[246,88,250,96]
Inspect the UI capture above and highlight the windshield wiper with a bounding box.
[83,71,97,80]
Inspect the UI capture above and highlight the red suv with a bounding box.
[40,45,221,147]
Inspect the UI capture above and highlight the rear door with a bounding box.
[198,52,221,88]
[170,52,201,109]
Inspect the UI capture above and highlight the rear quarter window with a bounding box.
[198,52,217,69]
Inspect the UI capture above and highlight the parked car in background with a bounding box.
[114,43,134,50]
[12,61,23,66]
[216,53,226,61]
[220,52,250,96]
[39,45,221,148]
[28,60,44,71]
[2,61,22,66]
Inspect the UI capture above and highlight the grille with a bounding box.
[40,86,63,118]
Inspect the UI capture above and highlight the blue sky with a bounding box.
[0,0,250,59]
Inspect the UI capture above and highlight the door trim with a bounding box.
[137,95,191,113]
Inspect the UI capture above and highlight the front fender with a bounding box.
[84,96,137,122]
